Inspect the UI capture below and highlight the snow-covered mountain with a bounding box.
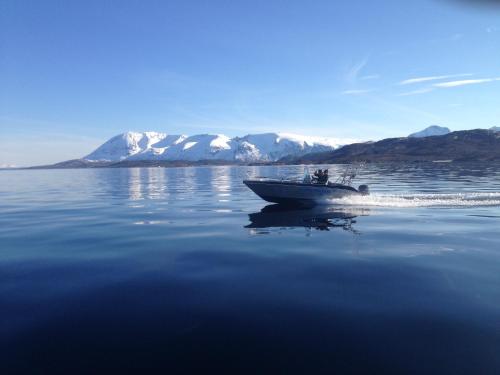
[490,126,500,132]
[84,131,348,162]
[84,132,173,161]
[408,125,450,138]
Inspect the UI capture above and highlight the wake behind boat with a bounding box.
[244,166,369,206]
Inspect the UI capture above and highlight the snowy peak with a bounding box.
[85,132,184,161]
[234,133,342,162]
[408,126,450,138]
[277,133,342,148]
[142,134,234,161]
[84,131,348,162]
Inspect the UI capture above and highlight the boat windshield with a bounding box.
[303,168,311,184]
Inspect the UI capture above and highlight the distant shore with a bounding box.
[8,129,500,170]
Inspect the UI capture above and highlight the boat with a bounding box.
[244,166,369,206]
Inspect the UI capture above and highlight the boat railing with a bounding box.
[246,163,365,186]
[335,163,365,186]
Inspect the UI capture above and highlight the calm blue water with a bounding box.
[1,164,500,374]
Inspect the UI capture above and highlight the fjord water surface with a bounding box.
[1,164,500,373]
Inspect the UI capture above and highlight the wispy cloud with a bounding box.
[398,88,435,96]
[429,33,465,44]
[346,56,370,83]
[397,75,500,96]
[360,74,380,80]
[433,77,500,88]
[399,73,473,85]
[342,89,373,95]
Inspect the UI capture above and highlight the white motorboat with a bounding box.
[244,167,369,206]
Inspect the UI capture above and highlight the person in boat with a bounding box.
[313,169,323,183]
[312,169,329,184]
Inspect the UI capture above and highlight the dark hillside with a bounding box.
[287,129,500,164]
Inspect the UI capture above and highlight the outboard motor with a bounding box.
[358,184,370,196]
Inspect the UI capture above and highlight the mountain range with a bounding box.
[83,132,348,163]
[31,126,500,168]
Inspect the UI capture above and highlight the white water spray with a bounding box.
[327,192,500,208]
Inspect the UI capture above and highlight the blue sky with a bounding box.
[1,0,500,166]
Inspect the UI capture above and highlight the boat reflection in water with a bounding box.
[246,204,369,233]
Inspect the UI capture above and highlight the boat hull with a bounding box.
[243,180,361,206]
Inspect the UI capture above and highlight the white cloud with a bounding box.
[433,78,500,88]
[360,74,381,80]
[398,88,434,96]
[341,89,372,95]
[430,33,465,44]
[399,73,473,85]
[346,56,369,83]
